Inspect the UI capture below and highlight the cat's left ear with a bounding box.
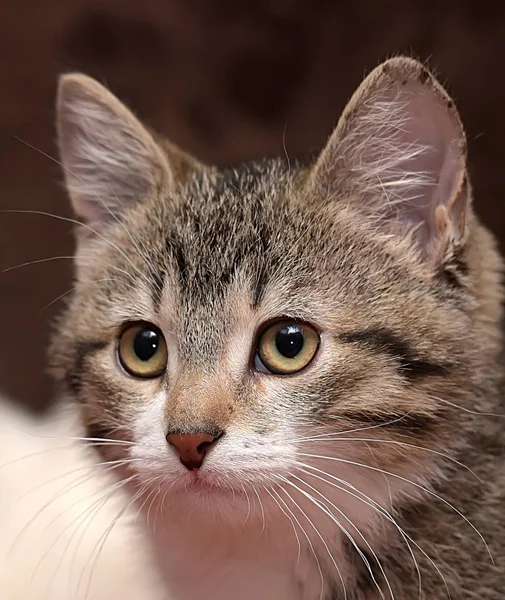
[57,74,197,225]
[309,57,468,264]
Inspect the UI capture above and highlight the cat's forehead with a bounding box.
[154,160,304,301]
[172,159,295,242]
[121,158,406,318]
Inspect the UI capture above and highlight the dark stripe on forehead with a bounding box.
[157,159,292,315]
[66,340,107,397]
[150,264,166,309]
[252,264,268,309]
[166,239,188,286]
[339,328,449,380]
[252,226,275,308]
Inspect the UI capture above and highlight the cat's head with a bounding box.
[50,58,503,523]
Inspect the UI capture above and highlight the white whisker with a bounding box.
[252,485,266,536]
[290,473,390,600]
[1,209,153,291]
[79,480,150,598]
[277,475,347,600]
[269,485,325,600]
[299,452,493,563]
[297,435,484,484]
[296,460,454,599]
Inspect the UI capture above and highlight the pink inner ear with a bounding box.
[374,79,465,248]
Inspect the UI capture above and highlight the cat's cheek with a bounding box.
[202,426,300,481]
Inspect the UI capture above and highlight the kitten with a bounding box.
[49,57,505,599]
[0,392,165,600]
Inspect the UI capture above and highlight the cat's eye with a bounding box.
[256,321,320,375]
[118,323,167,378]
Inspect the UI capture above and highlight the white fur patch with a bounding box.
[0,394,166,600]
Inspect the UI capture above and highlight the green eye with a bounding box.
[257,321,320,374]
[118,323,167,378]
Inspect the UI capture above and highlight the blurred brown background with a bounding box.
[1,0,504,412]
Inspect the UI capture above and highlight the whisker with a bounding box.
[0,444,81,473]
[2,250,140,291]
[269,485,325,600]
[13,135,162,298]
[9,457,141,509]
[79,480,149,597]
[1,209,153,291]
[144,483,162,532]
[2,255,78,273]
[277,475,347,600]
[14,428,137,446]
[13,136,69,170]
[297,436,484,484]
[262,485,301,565]
[3,474,97,566]
[242,483,252,525]
[299,452,493,564]
[33,472,139,588]
[41,278,122,311]
[252,485,266,536]
[2,456,141,569]
[282,121,291,173]
[46,494,114,599]
[39,461,141,531]
[290,473,390,600]
[68,483,133,592]
[291,413,421,442]
[428,394,504,419]
[296,462,449,599]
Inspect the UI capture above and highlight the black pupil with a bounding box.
[275,325,304,359]
[133,329,159,362]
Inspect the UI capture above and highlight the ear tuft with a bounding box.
[310,56,468,262]
[57,73,171,224]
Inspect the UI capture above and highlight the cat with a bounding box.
[0,392,166,600]
[48,56,505,599]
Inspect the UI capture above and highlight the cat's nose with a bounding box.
[166,431,222,470]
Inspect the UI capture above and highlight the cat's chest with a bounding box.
[151,518,342,600]
[159,548,307,600]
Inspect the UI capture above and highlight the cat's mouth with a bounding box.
[187,471,213,488]
[183,469,231,494]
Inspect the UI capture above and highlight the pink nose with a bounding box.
[166,432,221,470]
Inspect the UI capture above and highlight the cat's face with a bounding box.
[50,58,502,522]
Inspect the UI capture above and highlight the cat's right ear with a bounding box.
[57,74,172,225]
[308,57,468,266]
